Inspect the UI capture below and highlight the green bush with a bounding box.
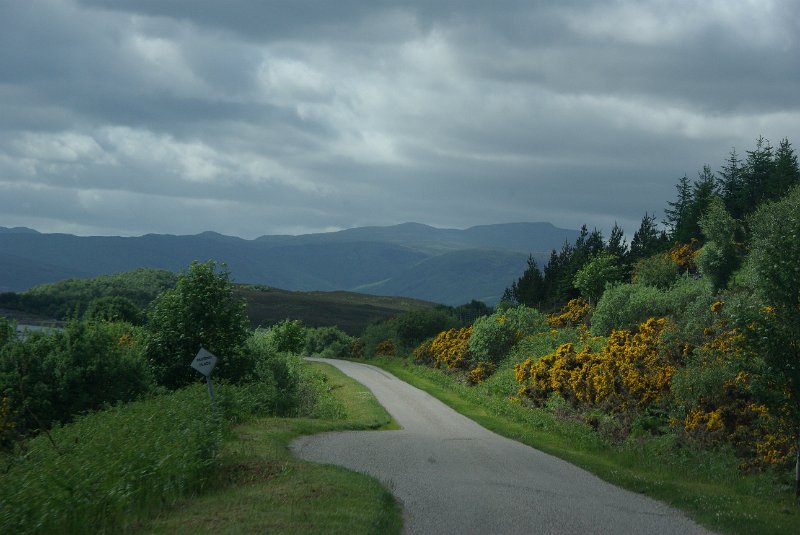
[145,261,251,389]
[304,326,354,359]
[360,308,458,358]
[0,320,154,436]
[632,253,679,289]
[468,306,547,366]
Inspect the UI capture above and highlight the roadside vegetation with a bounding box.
[354,137,800,533]
[0,261,400,534]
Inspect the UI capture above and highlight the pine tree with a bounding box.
[770,138,800,199]
[719,147,745,218]
[510,255,545,308]
[742,135,774,209]
[606,222,628,258]
[664,175,693,242]
[629,213,668,263]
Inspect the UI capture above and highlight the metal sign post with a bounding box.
[191,347,218,400]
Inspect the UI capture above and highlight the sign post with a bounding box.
[191,347,218,400]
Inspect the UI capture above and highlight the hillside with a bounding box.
[238,286,437,335]
[0,222,578,305]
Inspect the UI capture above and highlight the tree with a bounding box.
[573,253,623,305]
[739,186,800,496]
[770,138,800,199]
[664,175,694,243]
[509,255,545,308]
[629,213,668,263]
[695,197,741,291]
[742,136,774,209]
[606,222,628,258]
[144,261,250,389]
[719,147,745,218]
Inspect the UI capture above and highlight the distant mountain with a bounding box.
[0,222,578,305]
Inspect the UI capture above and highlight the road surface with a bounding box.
[290,358,714,534]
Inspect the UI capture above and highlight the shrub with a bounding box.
[145,261,251,389]
[516,318,674,415]
[468,306,546,366]
[632,253,679,289]
[304,326,353,359]
[546,298,591,328]
[422,326,473,369]
[0,320,154,436]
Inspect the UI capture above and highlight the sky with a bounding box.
[0,0,798,240]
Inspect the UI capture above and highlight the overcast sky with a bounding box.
[1,1,798,240]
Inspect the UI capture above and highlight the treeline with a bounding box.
[505,136,799,309]
[0,268,178,322]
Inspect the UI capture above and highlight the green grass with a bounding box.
[369,357,800,535]
[135,362,402,534]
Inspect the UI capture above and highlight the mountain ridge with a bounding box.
[0,222,578,304]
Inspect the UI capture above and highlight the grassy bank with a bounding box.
[369,357,800,535]
[136,361,402,534]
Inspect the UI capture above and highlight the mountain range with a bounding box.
[0,222,579,305]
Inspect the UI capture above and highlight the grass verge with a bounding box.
[369,357,800,535]
[135,361,402,534]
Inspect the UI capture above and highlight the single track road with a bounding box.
[291,358,715,535]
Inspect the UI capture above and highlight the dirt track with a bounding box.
[291,358,714,534]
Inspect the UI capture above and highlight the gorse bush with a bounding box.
[516,318,674,417]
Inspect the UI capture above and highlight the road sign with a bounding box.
[191,347,218,377]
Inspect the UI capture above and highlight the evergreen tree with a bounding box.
[742,135,774,209]
[509,255,545,308]
[606,222,628,258]
[628,213,668,263]
[719,147,745,218]
[664,175,693,242]
[770,138,800,199]
[685,164,718,241]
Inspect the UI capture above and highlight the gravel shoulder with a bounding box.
[291,358,715,535]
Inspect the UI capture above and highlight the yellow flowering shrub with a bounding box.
[546,298,591,328]
[669,239,699,272]
[672,310,795,470]
[466,362,496,385]
[430,326,473,369]
[375,338,396,357]
[516,318,673,413]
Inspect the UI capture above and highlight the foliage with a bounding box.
[546,298,591,328]
[516,319,674,418]
[415,326,473,369]
[507,255,545,307]
[696,197,742,291]
[469,306,546,366]
[628,213,669,263]
[0,268,177,320]
[632,253,679,289]
[304,326,354,359]
[245,324,306,416]
[0,384,225,534]
[738,186,800,430]
[359,307,458,358]
[671,308,794,470]
[591,277,712,337]
[83,295,142,324]
[668,239,700,274]
[144,261,250,389]
[573,253,624,305]
[0,320,153,438]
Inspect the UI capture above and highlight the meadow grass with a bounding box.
[371,357,800,535]
[0,385,225,534]
[135,361,402,534]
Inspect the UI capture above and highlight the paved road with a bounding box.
[290,358,714,534]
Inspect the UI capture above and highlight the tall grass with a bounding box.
[0,384,224,534]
